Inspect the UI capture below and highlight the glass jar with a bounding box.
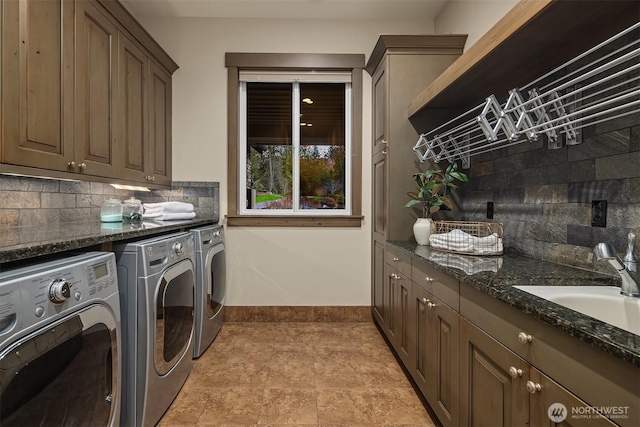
[100,198,122,222]
[122,197,143,224]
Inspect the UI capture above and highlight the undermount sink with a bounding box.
[514,285,640,336]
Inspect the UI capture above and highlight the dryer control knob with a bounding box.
[173,242,184,255]
[49,278,71,304]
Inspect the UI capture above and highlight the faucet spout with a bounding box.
[593,243,640,297]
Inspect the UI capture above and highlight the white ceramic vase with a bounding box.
[413,217,433,246]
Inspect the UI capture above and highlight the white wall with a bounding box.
[138,17,434,305]
[435,0,519,50]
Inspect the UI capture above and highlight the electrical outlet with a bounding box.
[487,202,494,219]
[591,200,607,227]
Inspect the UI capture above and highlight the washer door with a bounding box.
[205,243,226,318]
[0,305,119,427]
[155,260,194,375]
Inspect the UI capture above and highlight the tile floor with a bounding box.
[158,322,437,426]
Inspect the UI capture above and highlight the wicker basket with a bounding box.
[430,221,504,256]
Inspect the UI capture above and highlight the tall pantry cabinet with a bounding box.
[366,35,466,334]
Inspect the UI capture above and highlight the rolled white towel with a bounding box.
[143,201,195,214]
[143,212,196,221]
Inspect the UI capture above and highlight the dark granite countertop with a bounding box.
[0,217,218,264]
[389,240,640,367]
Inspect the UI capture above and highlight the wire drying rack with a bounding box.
[430,221,504,256]
[413,22,640,167]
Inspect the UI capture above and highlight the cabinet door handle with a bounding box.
[393,257,399,262]
[68,161,76,171]
[381,150,387,155]
[508,366,523,378]
[526,381,542,394]
[425,276,433,282]
[382,139,388,146]
[78,162,86,171]
[422,298,427,303]
[518,332,533,344]
[427,301,437,309]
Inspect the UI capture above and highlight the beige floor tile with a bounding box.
[197,388,264,425]
[316,389,379,424]
[265,358,316,388]
[160,322,437,427]
[372,389,434,425]
[158,388,210,425]
[258,388,318,424]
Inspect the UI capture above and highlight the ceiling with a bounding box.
[120,0,448,20]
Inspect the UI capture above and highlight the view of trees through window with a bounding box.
[245,81,347,211]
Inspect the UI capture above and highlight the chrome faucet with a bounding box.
[593,242,640,297]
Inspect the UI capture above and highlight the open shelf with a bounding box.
[408,0,640,133]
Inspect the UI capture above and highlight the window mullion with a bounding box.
[292,83,301,213]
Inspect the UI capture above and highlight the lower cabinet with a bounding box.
[411,282,459,427]
[459,317,529,427]
[372,244,634,427]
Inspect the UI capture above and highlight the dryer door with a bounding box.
[205,243,226,318]
[155,259,194,375]
[0,305,119,427]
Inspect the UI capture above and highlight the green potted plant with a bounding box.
[405,162,468,245]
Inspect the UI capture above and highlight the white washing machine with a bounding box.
[0,252,121,426]
[191,224,226,358]
[114,232,195,427]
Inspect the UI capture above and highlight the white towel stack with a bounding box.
[429,229,503,255]
[143,201,196,221]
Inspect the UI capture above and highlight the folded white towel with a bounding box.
[429,229,503,255]
[143,201,195,214]
[143,212,196,221]
[429,251,503,275]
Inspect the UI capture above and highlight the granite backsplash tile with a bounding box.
[0,176,219,228]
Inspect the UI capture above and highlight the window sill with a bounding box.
[226,215,364,227]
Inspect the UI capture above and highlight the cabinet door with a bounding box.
[529,367,617,427]
[429,294,460,427]
[460,318,529,427]
[411,283,431,397]
[148,61,172,186]
[371,59,388,156]
[372,239,386,327]
[2,0,75,171]
[394,272,412,367]
[117,32,149,182]
[386,265,398,342]
[75,0,118,177]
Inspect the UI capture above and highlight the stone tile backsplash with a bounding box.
[461,114,640,272]
[0,177,219,228]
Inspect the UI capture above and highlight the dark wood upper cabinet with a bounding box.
[1,0,178,188]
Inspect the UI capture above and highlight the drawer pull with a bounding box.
[425,277,434,283]
[427,301,437,309]
[422,298,428,303]
[391,273,401,280]
[526,381,542,394]
[393,257,399,262]
[508,367,523,378]
[518,332,533,344]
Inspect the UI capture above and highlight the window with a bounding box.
[226,53,364,227]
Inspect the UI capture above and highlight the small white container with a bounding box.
[101,198,123,222]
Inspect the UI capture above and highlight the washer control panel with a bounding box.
[0,252,117,340]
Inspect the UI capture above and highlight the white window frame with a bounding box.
[238,77,352,216]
